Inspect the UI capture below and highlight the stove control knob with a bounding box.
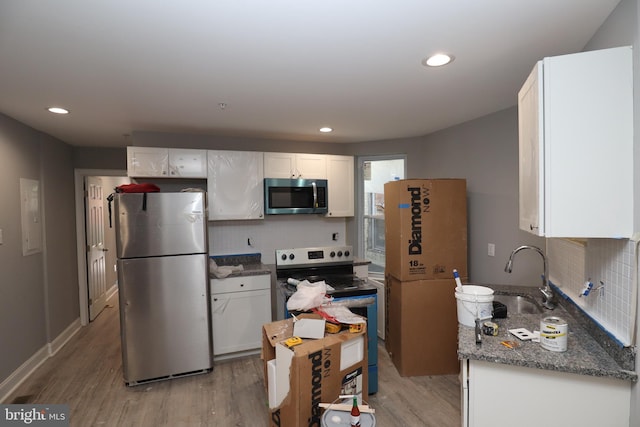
[330,251,336,258]
[289,253,295,260]
[344,250,350,257]
[337,251,343,257]
[281,254,288,261]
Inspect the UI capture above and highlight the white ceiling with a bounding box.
[0,0,621,147]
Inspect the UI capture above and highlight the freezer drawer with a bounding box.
[117,254,212,384]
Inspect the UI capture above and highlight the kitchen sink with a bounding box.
[494,294,543,315]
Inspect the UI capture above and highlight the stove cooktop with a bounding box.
[275,245,376,298]
[278,274,376,298]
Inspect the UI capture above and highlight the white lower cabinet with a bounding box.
[210,275,271,358]
[462,359,631,427]
[368,278,385,340]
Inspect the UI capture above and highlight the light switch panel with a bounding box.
[0,228,3,244]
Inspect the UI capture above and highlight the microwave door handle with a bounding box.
[312,182,318,208]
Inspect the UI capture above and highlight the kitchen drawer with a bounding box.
[211,274,270,294]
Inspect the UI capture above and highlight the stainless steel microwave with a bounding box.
[264,178,328,215]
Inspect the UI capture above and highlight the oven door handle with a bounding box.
[312,181,318,208]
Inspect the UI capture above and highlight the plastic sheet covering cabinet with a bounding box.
[127,146,207,178]
[207,150,264,220]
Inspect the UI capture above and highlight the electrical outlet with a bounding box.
[332,233,339,241]
[488,243,495,257]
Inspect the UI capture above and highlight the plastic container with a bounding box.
[455,285,494,327]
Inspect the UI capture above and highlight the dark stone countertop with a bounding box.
[209,253,272,279]
[458,284,637,382]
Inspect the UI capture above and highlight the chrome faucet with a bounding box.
[504,245,556,310]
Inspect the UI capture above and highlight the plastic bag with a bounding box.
[286,280,329,311]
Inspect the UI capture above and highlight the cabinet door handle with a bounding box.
[213,298,218,301]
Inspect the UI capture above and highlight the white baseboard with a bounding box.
[48,318,82,357]
[106,284,118,304]
[0,318,82,403]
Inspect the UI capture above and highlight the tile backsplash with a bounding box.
[547,238,636,346]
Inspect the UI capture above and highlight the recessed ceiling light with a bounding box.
[319,127,333,133]
[47,107,69,114]
[423,53,454,67]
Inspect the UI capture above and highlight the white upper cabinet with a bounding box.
[127,146,169,177]
[127,147,207,178]
[168,149,208,178]
[518,46,633,238]
[326,155,354,217]
[264,152,327,179]
[207,150,264,220]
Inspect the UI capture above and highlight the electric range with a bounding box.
[275,245,377,298]
[275,245,379,394]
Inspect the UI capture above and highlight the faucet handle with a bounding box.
[539,287,557,309]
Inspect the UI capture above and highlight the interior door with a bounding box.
[85,176,108,321]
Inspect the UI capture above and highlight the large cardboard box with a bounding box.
[262,315,368,427]
[384,179,467,281]
[385,276,459,376]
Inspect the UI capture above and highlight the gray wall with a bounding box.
[346,108,545,286]
[80,110,546,286]
[1,1,637,415]
[131,130,352,155]
[41,134,79,340]
[0,114,78,384]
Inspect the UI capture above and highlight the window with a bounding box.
[357,156,406,276]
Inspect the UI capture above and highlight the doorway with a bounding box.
[74,169,129,325]
[356,156,406,277]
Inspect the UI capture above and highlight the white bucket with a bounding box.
[322,410,376,427]
[455,285,494,327]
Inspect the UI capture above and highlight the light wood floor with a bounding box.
[4,299,461,426]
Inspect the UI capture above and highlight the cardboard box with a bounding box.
[384,179,467,281]
[262,314,368,427]
[385,276,460,376]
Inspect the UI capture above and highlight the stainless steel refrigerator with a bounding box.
[114,191,213,386]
